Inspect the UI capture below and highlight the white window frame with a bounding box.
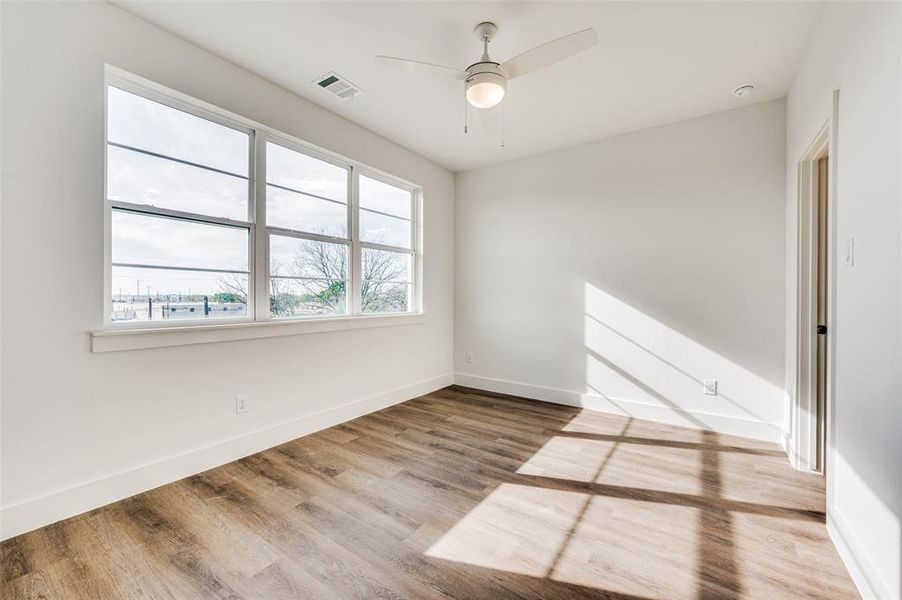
[104,74,257,330]
[355,167,420,316]
[260,134,353,321]
[97,67,423,350]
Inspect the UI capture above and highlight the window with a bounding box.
[107,85,252,323]
[105,74,420,329]
[265,141,350,318]
[359,175,415,314]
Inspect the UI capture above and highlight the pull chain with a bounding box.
[463,83,469,134]
[500,102,505,148]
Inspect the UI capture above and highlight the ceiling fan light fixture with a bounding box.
[376,22,598,116]
[466,71,506,109]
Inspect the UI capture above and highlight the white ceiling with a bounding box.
[116,1,821,172]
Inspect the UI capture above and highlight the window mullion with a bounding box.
[412,189,421,313]
[350,167,362,315]
[110,202,251,229]
[358,240,414,254]
[264,226,350,246]
[253,132,269,322]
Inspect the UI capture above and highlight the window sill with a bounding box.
[91,313,426,353]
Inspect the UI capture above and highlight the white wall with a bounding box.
[455,100,787,443]
[785,3,902,597]
[0,1,453,539]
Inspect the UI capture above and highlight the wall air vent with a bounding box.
[313,72,363,100]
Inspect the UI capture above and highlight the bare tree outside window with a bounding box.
[360,245,410,313]
[217,231,409,317]
[274,238,347,317]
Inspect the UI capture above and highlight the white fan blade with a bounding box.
[376,55,467,80]
[501,28,598,80]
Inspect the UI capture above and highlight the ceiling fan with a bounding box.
[376,22,598,110]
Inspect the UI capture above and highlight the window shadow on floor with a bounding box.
[417,386,835,599]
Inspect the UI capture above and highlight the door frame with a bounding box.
[791,96,838,475]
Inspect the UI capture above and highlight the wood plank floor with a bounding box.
[1,386,858,599]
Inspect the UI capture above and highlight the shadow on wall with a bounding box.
[580,283,783,439]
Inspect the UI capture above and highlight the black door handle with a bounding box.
[817,325,827,335]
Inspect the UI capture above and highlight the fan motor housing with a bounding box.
[466,61,505,81]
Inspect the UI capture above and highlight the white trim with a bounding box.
[0,373,453,541]
[359,239,414,255]
[253,132,268,322]
[266,227,351,247]
[92,312,426,353]
[109,201,253,230]
[790,91,839,479]
[102,83,112,326]
[791,120,831,472]
[827,511,893,599]
[414,188,424,313]
[453,373,782,443]
[350,166,363,314]
[825,89,840,508]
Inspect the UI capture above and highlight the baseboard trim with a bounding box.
[453,373,781,443]
[0,373,453,541]
[827,510,894,600]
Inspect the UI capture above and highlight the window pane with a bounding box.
[108,145,248,221]
[360,175,411,219]
[270,278,347,318]
[266,142,347,203]
[107,86,249,176]
[112,210,248,272]
[362,281,412,314]
[111,266,247,322]
[266,185,347,237]
[362,248,412,314]
[270,235,348,280]
[362,248,411,283]
[360,209,410,249]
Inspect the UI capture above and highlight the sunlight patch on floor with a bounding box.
[562,407,707,444]
[516,435,702,496]
[548,495,699,598]
[425,483,589,577]
[561,408,640,436]
[425,483,700,597]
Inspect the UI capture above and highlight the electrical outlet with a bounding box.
[703,380,718,396]
[465,352,474,365]
[236,394,248,414]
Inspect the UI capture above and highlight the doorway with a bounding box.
[792,121,833,475]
